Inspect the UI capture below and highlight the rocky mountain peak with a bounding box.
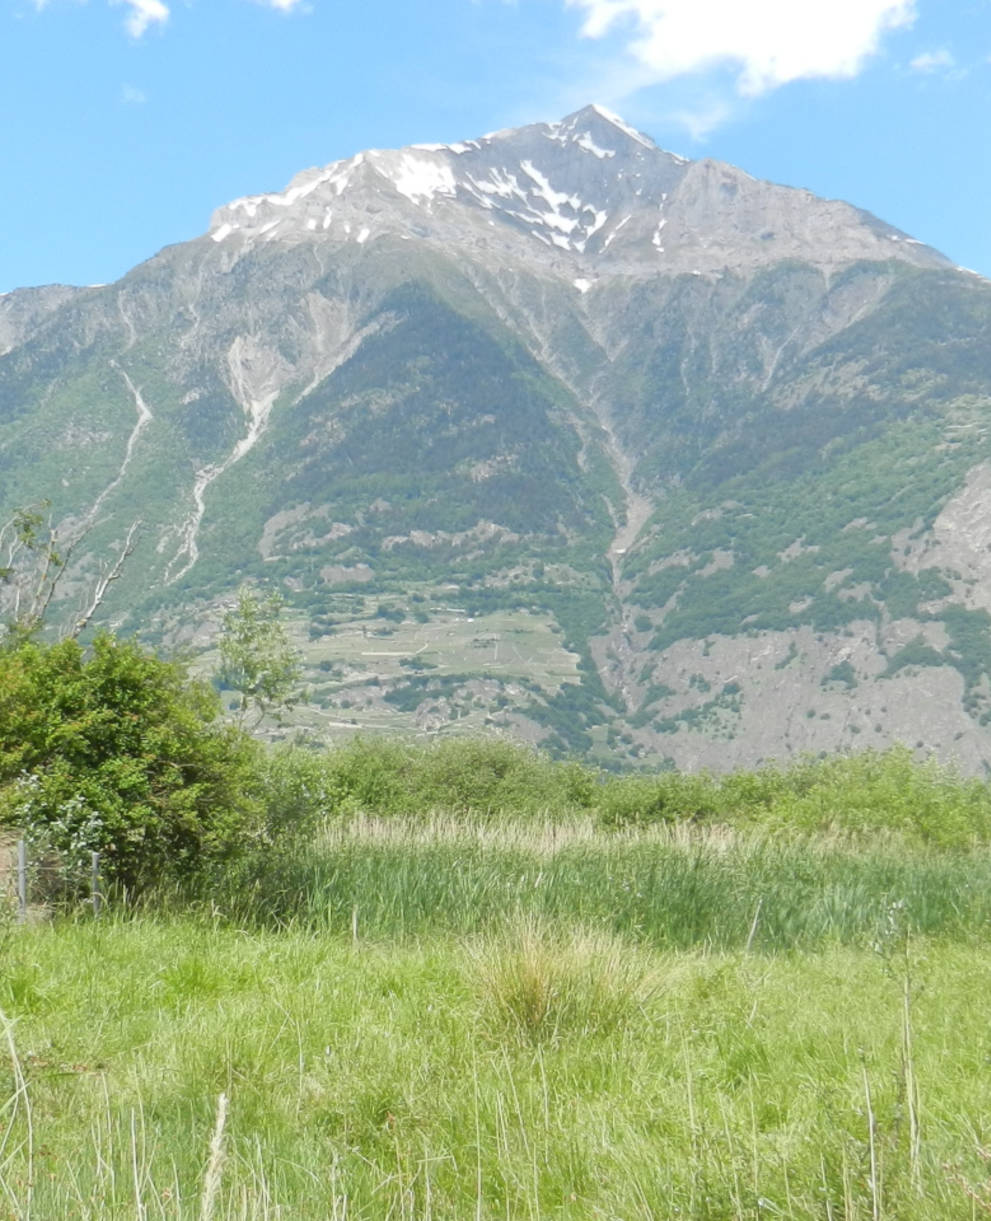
[205,105,949,279]
[206,103,686,262]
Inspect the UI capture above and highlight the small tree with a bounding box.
[218,587,302,727]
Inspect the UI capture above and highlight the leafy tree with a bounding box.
[218,587,302,727]
[0,633,261,892]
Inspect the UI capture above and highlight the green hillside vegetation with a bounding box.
[631,411,983,637]
[180,281,618,604]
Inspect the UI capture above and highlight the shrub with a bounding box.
[591,749,991,847]
[320,738,413,816]
[762,747,991,848]
[0,633,261,892]
[410,737,571,816]
[596,770,721,827]
[314,737,599,820]
[254,744,338,845]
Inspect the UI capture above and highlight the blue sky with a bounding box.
[3,0,990,293]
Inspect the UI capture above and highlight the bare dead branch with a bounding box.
[0,501,66,637]
[70,520,142,638]
[1,501,141,642]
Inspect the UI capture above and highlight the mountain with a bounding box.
[4,104,991,770]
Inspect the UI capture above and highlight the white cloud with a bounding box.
[112,0,169,38]
[257,0,308,9]
[121,82,148,103]
[909,48,955,73]
[565,0,916,96]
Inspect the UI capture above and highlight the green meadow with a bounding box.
[6,747,991,1218]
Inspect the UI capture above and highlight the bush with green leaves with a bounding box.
[253,744,340,846]
[308,737,598,820]
[0,633,262,892]
[756,747,991,848]
[595,769,721,828]
[596,747,991,849]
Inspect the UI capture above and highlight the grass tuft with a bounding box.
[468,918,653,1045]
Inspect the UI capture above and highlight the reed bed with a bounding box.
[226,815,991,951]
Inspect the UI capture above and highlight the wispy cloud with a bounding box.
[664,97,732,141]
[909,48,955,74]
[565,0,916,96]
[112,0,169,39]
[37,0,310,38]
[121,82,148,104]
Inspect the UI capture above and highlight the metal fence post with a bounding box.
[91,851,101,917]
[17,839,26,923]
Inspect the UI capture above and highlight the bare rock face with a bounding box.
[2,105,990,771]
[0,284,89,356]
[894,463,991,613]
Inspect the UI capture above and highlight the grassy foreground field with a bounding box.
[4,818,991,1218]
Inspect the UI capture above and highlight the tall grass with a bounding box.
[219,815,991,950]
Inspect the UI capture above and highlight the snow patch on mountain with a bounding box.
[520,160,581,218]
[601,215,631,250]
[575,132,616,159]
[411,140,480,155]
[209,153,367,241]
[465,168,525,202]
[384,151,458,205]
